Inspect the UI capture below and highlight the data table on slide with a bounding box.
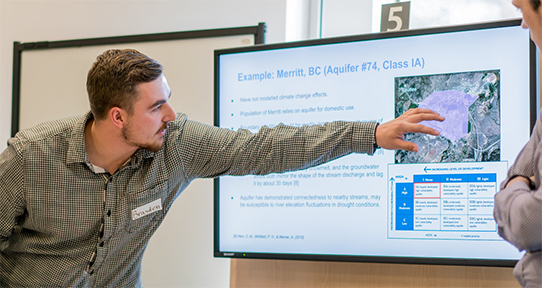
[388,162,506,241]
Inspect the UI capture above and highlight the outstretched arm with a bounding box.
[375,108,444,152]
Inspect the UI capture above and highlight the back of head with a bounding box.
[87,49,164,120]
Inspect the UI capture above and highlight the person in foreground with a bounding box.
[494,0,542,287]
[0,48,444,287]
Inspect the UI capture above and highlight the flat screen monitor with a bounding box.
[214,19,538,266]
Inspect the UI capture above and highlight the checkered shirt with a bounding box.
[0,111,378,287]
[494,112,542,287]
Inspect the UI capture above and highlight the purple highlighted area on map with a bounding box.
[395,70,500,163]
[419,90,478,142]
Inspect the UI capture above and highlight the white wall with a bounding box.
[0,1,287,287]
[322,0,373,38]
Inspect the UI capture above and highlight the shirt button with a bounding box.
[107,210,111,217]
[99,242,104,247]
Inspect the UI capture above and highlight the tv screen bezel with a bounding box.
[213,18,538,267]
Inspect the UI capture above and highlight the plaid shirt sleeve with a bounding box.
[170,114,379,179]
[0,141,25,243]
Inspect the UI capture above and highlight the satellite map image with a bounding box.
[395,70,500,164]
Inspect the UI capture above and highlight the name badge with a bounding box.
[132,198,163,220]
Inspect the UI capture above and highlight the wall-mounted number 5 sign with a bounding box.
[380,1,411,32]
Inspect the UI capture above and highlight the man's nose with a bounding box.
[163,102,176,122]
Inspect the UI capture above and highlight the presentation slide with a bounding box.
[216,22,532,263]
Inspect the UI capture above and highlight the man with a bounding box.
[0,48,443,287]
[494,0,542,287]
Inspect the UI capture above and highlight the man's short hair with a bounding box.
[530,0,541,10]
[87,49,163,120]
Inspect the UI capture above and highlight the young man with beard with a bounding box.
[0,48,443,287]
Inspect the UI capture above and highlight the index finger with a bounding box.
[402,108,440,116]
[406,113,445,124]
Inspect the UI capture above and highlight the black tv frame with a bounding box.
[213,19,537,267]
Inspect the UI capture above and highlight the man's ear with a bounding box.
[109,107,126,129]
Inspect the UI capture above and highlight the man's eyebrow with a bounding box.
[149,91,172,109]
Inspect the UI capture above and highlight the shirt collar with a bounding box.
[66,111,92,165]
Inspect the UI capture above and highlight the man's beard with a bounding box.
[122,122,168,152]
